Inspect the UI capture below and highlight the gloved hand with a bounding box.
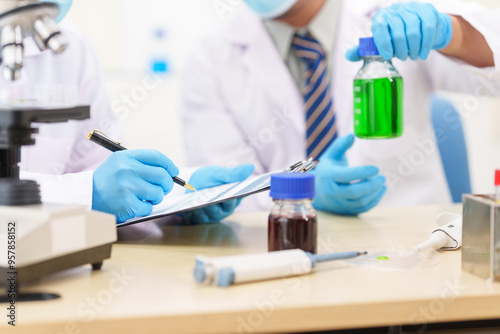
[346,2,453,62]
[312,134,387,215]
[180,164,255,224]
[92,150,179,223]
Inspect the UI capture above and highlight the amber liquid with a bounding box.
[268,215,317,253]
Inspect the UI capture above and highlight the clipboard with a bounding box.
[117,158,318,227]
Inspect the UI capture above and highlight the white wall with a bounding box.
[66,0,244,165]
[65,0,500,194]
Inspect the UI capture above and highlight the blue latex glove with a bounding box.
[346,2,452,62]
[312,134,387,215]
[92,150,179,223]
[180,164,255,224]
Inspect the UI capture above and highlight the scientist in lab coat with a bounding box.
[181,0,499,214]
[13,0,254,223]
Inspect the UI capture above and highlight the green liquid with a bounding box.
[353,77,404,139]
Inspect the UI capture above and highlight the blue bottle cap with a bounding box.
[358,37,380,57]
[270,173,315,200]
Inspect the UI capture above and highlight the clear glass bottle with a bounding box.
[268,173,317,254]
[353,37,404,139]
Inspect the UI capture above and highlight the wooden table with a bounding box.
[2,205,500,334]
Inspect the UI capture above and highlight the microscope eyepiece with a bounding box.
[0,1,69,81]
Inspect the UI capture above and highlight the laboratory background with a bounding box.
[65,0,500,194]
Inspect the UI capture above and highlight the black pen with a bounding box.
[87,129,196,191]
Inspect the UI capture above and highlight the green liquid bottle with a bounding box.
[353,37,404,139]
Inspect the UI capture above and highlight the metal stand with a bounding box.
[0,106,89,206]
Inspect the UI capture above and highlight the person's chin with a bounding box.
[275,0,308,20]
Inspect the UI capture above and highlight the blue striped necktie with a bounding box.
[292,33,337,160]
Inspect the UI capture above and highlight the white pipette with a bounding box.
[194,249,367,287]
[413,212,462,253]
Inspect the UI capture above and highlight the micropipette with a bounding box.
[194,249,367,287]
[413,212,462,253]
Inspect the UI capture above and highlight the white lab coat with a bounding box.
[181,0,500,212]
[1,22,120,206]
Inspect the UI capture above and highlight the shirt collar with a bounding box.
[264,0,340,61]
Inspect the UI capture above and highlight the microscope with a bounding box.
[0,1,117,301]
[0,0,69,81]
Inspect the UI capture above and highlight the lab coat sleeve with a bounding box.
[20,170,94,207]
[21,166,198,209]
[180,36,266,175]
[424,1,500,95]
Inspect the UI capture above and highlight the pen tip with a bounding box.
[185,184,197,192]
[87,130,93,140]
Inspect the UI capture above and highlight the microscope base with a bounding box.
[0,243,112,302]
[0,243,112,286]
[0,203,117,302]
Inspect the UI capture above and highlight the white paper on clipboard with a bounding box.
[116,159,318,227]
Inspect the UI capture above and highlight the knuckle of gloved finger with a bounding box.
[149,187,165,204]
[153,150,177,173]
[338,186,357,200]
[113,156,136,173]
[158,174,174,193]
[114,168,136,186]
[391,31,407,45]
[118,204,136,222]
[166,162,179,177]
[145,166,162,184]
[215,169,232,183]
[406,29,420,42]
[422,22,436,37]
[163,180,174,194]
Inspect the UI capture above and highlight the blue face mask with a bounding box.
[39,0,73,23]
[243,0,298,20]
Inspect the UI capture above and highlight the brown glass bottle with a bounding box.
[268,199,317,254]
